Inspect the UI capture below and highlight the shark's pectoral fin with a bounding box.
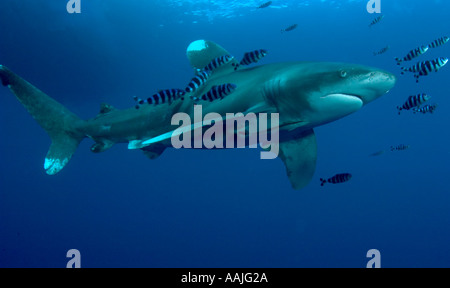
[141,143,166,160]
[279,129,317,190]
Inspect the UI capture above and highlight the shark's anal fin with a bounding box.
[90,139,114,153]
[279,129,317,190]
[0,65,10,86]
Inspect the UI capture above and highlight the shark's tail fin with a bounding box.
[0,65,85,175]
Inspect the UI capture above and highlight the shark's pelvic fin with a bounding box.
[279,129,317,190]
[99,103,116,114]
[141,143,167,160]
[186,40,238,72]
[0,65,85,175]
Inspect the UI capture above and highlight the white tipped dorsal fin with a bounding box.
[186,40,238,72]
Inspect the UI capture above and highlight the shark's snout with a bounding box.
[358,69,396,105]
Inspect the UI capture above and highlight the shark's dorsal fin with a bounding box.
[186,40,238,72]
[279,129,317,190]
[99,103,116,114]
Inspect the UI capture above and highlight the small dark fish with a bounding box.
[413,104,437,114]
[257,1,272,9]
[397,93,431,114]
[429,36,449,49]
[185,70,212,93]
[369,150,386,157]
[395,45,429,65]
[233,49,268,70]
[281,24,298,33]
[369,15,384,27]
[134,89,186,109]
[320,173,352,186]
[192,83,237,102]
[373,45,390,56]
[390,144,410,152]
[203,55,234,72]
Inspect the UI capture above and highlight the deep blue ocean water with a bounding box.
[0,0,449,268]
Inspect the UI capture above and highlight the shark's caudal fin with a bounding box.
[0,65,85,175]
[279,129,317,190]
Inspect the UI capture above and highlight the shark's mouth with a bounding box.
[322,93,362,100]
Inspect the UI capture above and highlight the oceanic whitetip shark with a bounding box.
[0,40,396,190]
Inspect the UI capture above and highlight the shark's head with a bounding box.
[275,62,396,129]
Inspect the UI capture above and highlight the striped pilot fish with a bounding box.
[185,70,212,93]
[202,55,234,72]
[397,93,431,114]
[192,83,237,103]
[369,15,384,27]
[390,144,410,152]
[320,173,352,186]
[373,45,390,56]
[233,49,268,70]
[429,36,449,49]
[401,57,448,82]
[413,104,437,114]
[134,89,186,109]
[395,45,429,65]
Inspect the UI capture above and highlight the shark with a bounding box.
[0,40,396,190]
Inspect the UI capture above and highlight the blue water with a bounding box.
[1,0,449,268]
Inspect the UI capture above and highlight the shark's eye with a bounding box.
[340,70,348,78]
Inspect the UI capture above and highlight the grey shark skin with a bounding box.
[0,40,396,190]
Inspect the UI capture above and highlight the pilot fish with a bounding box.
[233,49,268,70]
[369,15,384,27]
[203,55,234,72]
[320,173,352,186]
[395,45,429,65]
[185,70,212,93]
[429,36,449,49]
[413,104,437,114]
[397,93,431,114]
[134,89,186,109]
[257,1,272,9]
[192,83,237,103]
[281,24,298,33]
[374,45,390,56]
[390,144,410,152]
[401,57,448,83]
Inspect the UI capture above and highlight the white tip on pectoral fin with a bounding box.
[44,157,69,175]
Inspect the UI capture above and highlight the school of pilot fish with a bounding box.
[365,15,447,181]
[133,10,447,189]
